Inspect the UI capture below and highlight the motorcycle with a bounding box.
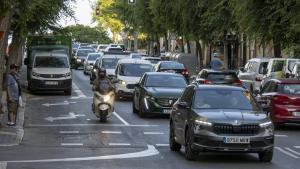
[92,91,115,122]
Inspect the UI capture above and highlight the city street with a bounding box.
[0,70,299,169]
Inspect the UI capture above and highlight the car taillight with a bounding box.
[203,79,212,84]
[234,80,243,86]
[182,69,189,75]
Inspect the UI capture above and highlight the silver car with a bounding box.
[238,57,270,92]
[83,53,102,75]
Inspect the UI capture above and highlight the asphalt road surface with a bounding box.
[1,70,300,169]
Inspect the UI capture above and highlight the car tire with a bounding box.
[64,89,72,96]
[185,127,197,161]
[258,150,273,162]
[169,121,181,151]
[139,101,146,118]
[132,97,138,114]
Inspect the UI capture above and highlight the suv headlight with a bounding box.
[118,80,126,85]
[259,121,272,128]
[63,72,71,77]
[195,119,212,127]
[260,121,274,135]
[32,72,40,77]
[145,95,155,101]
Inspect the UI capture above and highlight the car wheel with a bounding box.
[258,150,273,162]
[64,89,72,96]
[139,101,146,118]
[132,97,138,114]
[185,127,197,161]
[169,121,181,151]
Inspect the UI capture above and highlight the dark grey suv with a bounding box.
[169,85,274,162]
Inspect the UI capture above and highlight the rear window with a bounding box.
[119,64,152,77]
[77,50,93,57]
[207,73,238,82]
[160,62,184,69]
[193,90,259,111]
[146,75,187,88]
[279,84,300,95]
[101,58,119,69]
[88,54,100,60]
[131,55,142,59]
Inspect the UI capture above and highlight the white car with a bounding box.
[141,56,161,66]
[238,57,270,92]
[96,44,109,52]
[129,53,147,59]
[99,54,128,79]
[83,53,102,75]
[115,59,152,98]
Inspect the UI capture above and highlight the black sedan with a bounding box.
[170,85,274,162]
[133,72,187,117]
[192,69,242,86]
[153,61,189,81]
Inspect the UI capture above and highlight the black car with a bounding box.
[193,69,242,86]
[153,61,189,81]
[74,49,95,69]
[133,72,187,117]
[169,85,274,162]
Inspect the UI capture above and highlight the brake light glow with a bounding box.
[203,80,212,84]
[234,80,243,86]
[182,69,189,75]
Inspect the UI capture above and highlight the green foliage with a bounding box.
[62,24,112,44]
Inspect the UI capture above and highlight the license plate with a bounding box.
[293,112,300,117]
[223,137,250,144]
[163,109,172,114]
[45,81,58,85]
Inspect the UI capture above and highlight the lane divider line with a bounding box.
[29,124,159,127]
[0,162,7,169]
[144,132,164,135]
[113,112,130,126]
[155,144,169,147]
[59,131,79,134]
[275,134,288,137]
[275,147,299,159]
[108,143,131,146]
[72,83,87,98]
[294,146,300,149]
[285,148,300,156]
[102,131,122,134]
[61,143,83,146]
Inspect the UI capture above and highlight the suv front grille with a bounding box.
[213,124,259,135]
[156,98,176,107]
[40,74,64,78]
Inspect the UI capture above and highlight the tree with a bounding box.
[62,24,112,44]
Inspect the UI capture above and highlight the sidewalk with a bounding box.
[0,66,27,146]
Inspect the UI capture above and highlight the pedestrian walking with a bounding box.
[210,54,224,70]
[6,64,21,126]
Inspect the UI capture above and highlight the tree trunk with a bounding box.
[156,33,160,56]
[187,40,191,53]
[164,32,168,52]
[196,40,203,69]
[9,29,25,67]
[181,36,184,53]
[273,42,281,58]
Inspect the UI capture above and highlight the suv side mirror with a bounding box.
[178,101,190,108]
[24,58,29,65]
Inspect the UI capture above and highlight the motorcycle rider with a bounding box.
[92,68,114,94]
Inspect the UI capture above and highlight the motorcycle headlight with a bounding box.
[32,72,40,77]
[93,69,97,73]
[103,95,111,102]
[76,59,81,62]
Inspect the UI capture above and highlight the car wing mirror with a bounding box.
[178,101,190,108]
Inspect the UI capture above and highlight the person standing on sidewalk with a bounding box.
[6,64,21,126]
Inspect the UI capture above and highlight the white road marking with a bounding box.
[44,112,85,122]
[275,134,288,137]
[29,124,159,127]
[108,143,131,146]
[294,146,300,149]
[102,131,122,134]
[113,112,130,126]
[3,145,159,163]
[72,83,87,98]
[155,144,169,147]
[86,119,91,121]
[42,101,77,107]
[61,143,83,146]
[59,131,79,134]
[0,162,7,169]
[275,147,299,159]
[285,148,300,156]
[144,132,164,135]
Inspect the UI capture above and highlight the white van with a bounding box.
[99,54,127,79]
[238,57,270,91]
[262,58,300,86]
[30,52,72,95]
[115,59,152,98]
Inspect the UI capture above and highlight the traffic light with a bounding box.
[128,0,136,5]
[95,7,100,16]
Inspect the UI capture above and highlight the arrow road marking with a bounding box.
[44,112,85,122]
[113,112,129,126]
[3,145,159,163]
[102,131,122,134]
[42,101,76,107]
[61,143,83,146]
[59,131,79,134]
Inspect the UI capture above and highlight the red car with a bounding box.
[257,79,300,125]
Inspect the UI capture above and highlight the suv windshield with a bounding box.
[88,54,100,61]
[119,64,152,77]
[34,56,69,68]
[193,90,259,110]
[101,58,119,69]
[146,75,187,88]
[279,84,300,95]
